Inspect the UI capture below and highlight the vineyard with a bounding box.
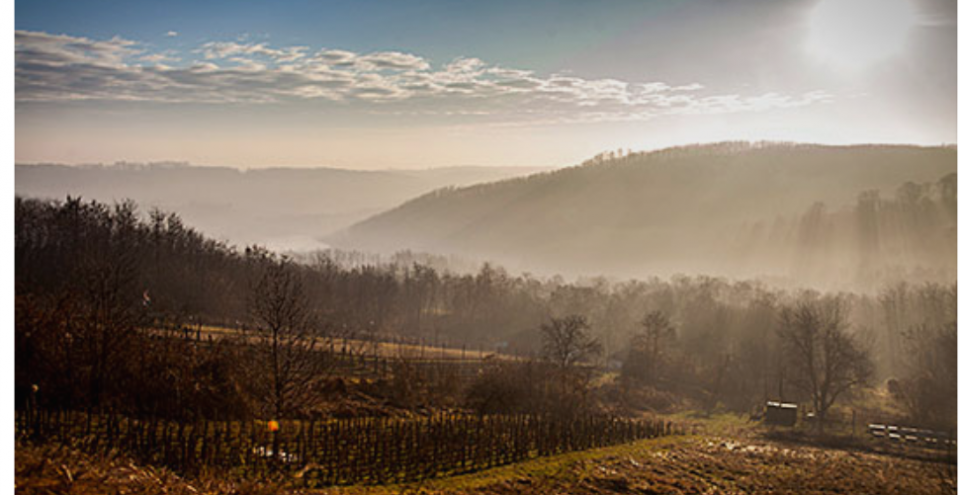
[16,409,682,486]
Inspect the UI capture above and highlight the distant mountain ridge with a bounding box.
[15,162,552,252]
[329,142,957,289]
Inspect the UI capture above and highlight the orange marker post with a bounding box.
[268,420,280,465]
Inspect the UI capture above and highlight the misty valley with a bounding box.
[14,142,958,494]
[14,0,960,489]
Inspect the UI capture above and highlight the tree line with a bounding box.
[15,196,957,430]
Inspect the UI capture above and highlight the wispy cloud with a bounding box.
[138,52,180,64]
[15,30,832,125]
[16,31,139,68]
[165,30,178,37]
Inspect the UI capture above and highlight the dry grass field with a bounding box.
[184,324,518,362]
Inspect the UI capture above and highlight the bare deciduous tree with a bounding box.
[538,315,602,416]
[621,310,677,388]
[540,315,601,370]
[641,310,675,382]
[890,321,957,429]
[778,297,873,432]
[250,257,328,418]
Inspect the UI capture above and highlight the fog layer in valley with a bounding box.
[15,162,550,252]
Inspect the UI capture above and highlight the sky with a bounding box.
[13,0,958,169]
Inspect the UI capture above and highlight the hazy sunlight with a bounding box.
[806,0,916,69]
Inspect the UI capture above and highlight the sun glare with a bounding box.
[806,0,916,69]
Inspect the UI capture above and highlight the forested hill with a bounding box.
[330,143,957,289]
[15,163,549,252]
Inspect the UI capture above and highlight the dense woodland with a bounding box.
[15,195,957,432]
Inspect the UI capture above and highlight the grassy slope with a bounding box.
[194,325,519,362]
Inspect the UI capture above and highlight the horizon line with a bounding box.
[14,140,958,172]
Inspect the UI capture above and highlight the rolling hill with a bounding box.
[330,142,957,289]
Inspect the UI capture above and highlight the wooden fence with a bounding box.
[16,409,681,486]
[867,424,957,449]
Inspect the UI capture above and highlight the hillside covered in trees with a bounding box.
[331,143,957,290]
[16,196,956,428]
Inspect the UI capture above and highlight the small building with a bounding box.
[765,400,798,426]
